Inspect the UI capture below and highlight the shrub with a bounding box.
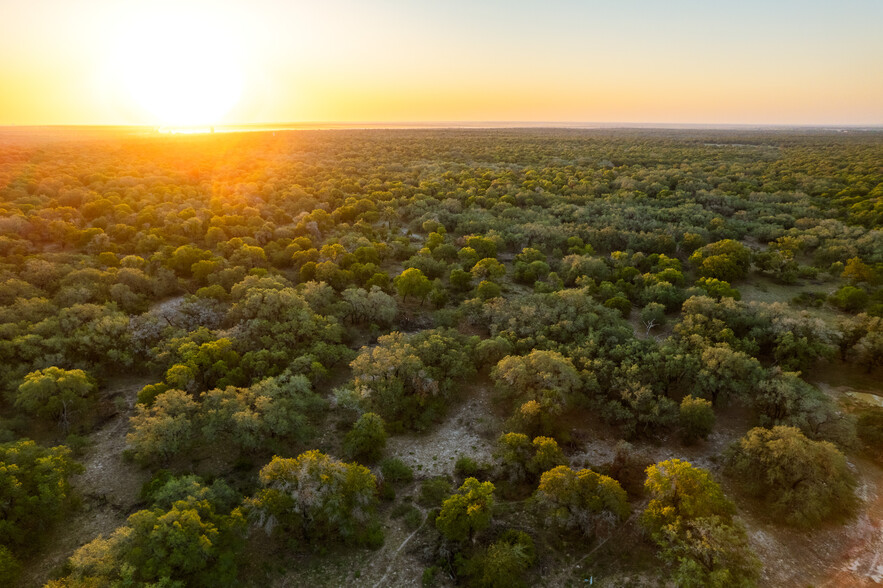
[830,285,869,313]
[422,566,438,587]
[459,529,536,588]
[136,382,170,406]
[454,456,480,477]
[381,457,414,484]
[343,412,388,462]
[679,395,715,444]
[476,280,502,300]
[601,441,652,498]
[856,408,883,461]
[419,477,452,507]
[695,277,741,300]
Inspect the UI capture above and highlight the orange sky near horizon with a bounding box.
[1,0,881,126]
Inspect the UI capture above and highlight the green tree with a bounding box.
[164,337,244,392]
[167,245,212,277]
[754,369,853,446]
[460,529,536,588]
[471,258,506,281]
[603,295,632,316]
[529,436,566,475]
[198,375,324,452]
[343,412,388,462]
[476,280,502,300]
[464,235,498,260]
[496,433,565,481]
[127,389,199,464]
[61,479,244,587]
[0,546,21,586]
[341,286,397,325]
[679,395,715,444]
[659,515,760,588]
[694,344,763,406]
[0,441,82,559]
[436,477,495,542]
[449,268,473,292]
[492,350,580,403]
[15,367,97,432]
[350,328,478,429]
[394,267,433,302]
[496,432,532,482]
[689,240,752,282]
[725,426,857,526]
[121,499,244,586]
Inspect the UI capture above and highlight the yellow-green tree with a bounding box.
[725,426,856,526]
[15,367,97,432]
[679,396,715,444]
[436,478,495,542]
[394,267,433,302]
[642,459,759,588]
[535,466,629,536]
[0,440,82,572]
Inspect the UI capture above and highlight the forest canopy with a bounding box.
[0,127,880,587]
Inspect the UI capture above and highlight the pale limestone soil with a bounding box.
[384,382,500,479]
[818,459,883,587]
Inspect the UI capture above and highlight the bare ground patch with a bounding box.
[385,381,500,478]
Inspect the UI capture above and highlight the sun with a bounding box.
[114,7,244,127]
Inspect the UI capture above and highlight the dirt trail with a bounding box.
[371,506,430,588]
[19,376,153,588]
[74,376,154,509]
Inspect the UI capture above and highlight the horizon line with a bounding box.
[2,120,883,130]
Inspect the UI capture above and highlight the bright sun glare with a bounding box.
[114,8,244,127]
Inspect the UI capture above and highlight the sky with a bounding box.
[0,0,881,126]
